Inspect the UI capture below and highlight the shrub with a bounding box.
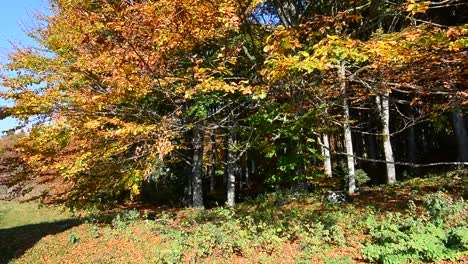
[335,161,370,188]
[111,208,142,231]
[361,195,467,264]
[68,232,79,245]
[422,192,465,226]
[355,169,371,186]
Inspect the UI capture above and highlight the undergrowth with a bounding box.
[361,192,467,264]
[6,172,468,264]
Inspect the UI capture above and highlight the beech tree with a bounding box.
[0,0,466,207]
[1,0,252,207]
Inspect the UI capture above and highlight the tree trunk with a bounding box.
[292,111,307,192]
[226,132,236,207]
[450,111,468,162]
[367,133,378,161]
[191,126,204,208]
[376,93,396,184]
[243,151,250,191]
[183,167,192,207]
[321,134,333,177]
[354,131,365,168]
[209,134,216,192]
[293,142,308,193]
[251,154,256,177]
[407,115,417,174]
[339,61,356,194]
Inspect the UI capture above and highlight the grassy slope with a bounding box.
[0,201,77,264]
[1,172,467,264]
[0,201,72,229]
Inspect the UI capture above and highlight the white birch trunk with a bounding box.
[226,133,236,207]
[376,93,396,184]
[339,61,356,194]
[321,134,333,177]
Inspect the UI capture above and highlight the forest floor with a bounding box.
[0,170,467,264]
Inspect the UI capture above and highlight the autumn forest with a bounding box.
[1,0,468,263]
[0,0,467,208]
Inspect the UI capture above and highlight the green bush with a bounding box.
[111,208,142,231]
[422,192,465,226]
[154,213,251,262]
[361,195,467,264]
[447,226,468,250]
[68,232,80,245]
[335,161,371,188]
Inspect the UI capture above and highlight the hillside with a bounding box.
[1,172,466,264]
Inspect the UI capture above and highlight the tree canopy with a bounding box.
[1,0,467,208]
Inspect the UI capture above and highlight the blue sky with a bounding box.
[0,0,48,133]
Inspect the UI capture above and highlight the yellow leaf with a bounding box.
[406,3,416,12]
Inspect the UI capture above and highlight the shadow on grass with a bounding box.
[0,218,81,264]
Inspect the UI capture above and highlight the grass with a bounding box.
[0,170,467,264]
[0,201,78,263]
[0,201,72,229]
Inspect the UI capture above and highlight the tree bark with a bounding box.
[339,61,356,194]
[354,131,365,168]
[367,133,378,161]
[450,111,468,162]
[321,134,333,177]
[407,115,417,174]
[376,93,396,184]
[226,132,236,207]
[243,151,250,191]
[293,141,308,193]
[209,134,216,192]
[191,126,204,208]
